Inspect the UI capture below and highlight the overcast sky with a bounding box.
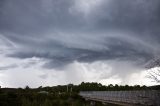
[0,0,160,88]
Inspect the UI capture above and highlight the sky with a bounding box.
[0,0,160,88]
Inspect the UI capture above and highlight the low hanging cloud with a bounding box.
[0,0,160,87]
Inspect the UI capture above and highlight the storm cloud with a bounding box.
[0,0,160,87]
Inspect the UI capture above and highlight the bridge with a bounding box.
[79,90,160,106]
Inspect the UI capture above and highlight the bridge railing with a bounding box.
[79,90,160,106]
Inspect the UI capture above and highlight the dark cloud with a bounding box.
[96,0,160,28]
[0,0,160,69]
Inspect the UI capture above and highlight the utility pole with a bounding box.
[67,85,68,92]
[70,87,72,92]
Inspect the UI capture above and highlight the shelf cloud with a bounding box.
[0,0,160,87]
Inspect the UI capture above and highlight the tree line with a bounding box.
[0,82,159,106]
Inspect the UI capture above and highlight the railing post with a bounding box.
[90,101,96,106]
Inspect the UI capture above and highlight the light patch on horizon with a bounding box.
[99,75,122,85]
[126,69,160,86]
[0,55,157,88]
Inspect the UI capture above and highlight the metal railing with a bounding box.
[79,90,160,106]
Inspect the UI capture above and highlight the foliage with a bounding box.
[0,82,159,106]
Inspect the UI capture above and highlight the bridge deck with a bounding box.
[79,90,160,106]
